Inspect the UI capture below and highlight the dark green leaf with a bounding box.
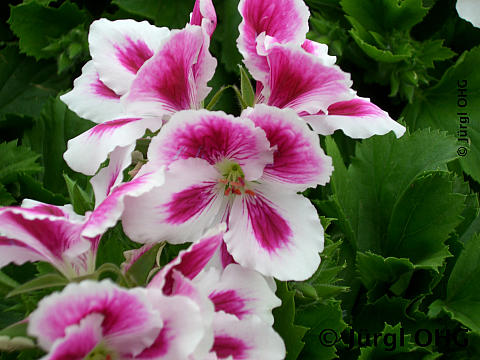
[8,1,86,60]
[125,243,164,286]
[7,273,68,298]
[273,282,309,360]
[0,183,15,206]
[0,140,41,184]
[238,65,255,107]
[0,46,69,119]
[403,46,480,183]
[63,173,93,215]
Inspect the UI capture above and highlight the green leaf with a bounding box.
[403,46,480,183]
[273,282,309,360]
[8,1,86,60]
[96,224,140,267]
[124,243,164,286]
[325,130,458,256]
[0,45,69,119]
[63,173,93,215]
[350,29,411,63]
[416,39,456,69]
[0,183,15,206]
[385,172,463,270]
[239,65,255,107]
[341,0,428,34]
[0,140,41,184]
[296,300,347,359]
[0,271,19,290]
[436,234,480,333]
[112,0,191,28]
[357,252,414,301]
[23,96,94,194]
[7,273,68,298]
[17,174,67,206]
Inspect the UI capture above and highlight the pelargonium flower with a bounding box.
[27,279,207,360]
[60,0,217,175]
[0,149,164,279]
[147,225,285,360]
[237,0,406,139]
[122,104,332,281]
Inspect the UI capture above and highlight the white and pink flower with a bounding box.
[122,105,331,281]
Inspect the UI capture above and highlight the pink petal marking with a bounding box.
[60,61,125,124]
[164,182,217,225]
[244,192,292,252]
[124,26,208,117]
[114,36,154,74]
[86,118,140,137]
[243,105,333,189]
[89,19,170,95]
[209,290,249,319]
[147,109,273,181]
[212,335,249,359]
[237,0,310,82]
[264,43,354,115]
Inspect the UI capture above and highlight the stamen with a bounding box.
[233,188,242,195]
[245,189,256,196]
[224,187,231,196]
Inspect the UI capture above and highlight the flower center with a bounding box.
[216,160,255,197]
[84,344,116,360]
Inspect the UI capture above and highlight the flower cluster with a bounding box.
[0,0,405,358]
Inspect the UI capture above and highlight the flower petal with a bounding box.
[60,61,125,123]
[148,224,225,292]
[147,109,273,181]
[225,182,324,280]
[44,314,103,360]
[89,19,170,95]
[301,39,336,66]
[0,202,89,275]
[82,170,165,239]
[211,312,285,360]
[135,293,207,360]
[304,97,406,138]
[123,25,216,117]
[123,158,225,244]
[195,264,280,325]
[264,43,354,115]
[28,280,162,355]
[64,117,161,175]
[190,0,217,37]
[242,104,333,189]
[237,0,310,82]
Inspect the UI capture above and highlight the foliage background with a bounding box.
[1,0,480,359]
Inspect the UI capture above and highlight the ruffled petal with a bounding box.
[195,264,280,325]
[242,104,333,189]
[225,182,324,281]
[0,202,89,276]
[28,280,162,356]
[148,224,225,292]
[264,43,354,115]
[211,312,285,360]
[122,158,225,244]
[237,0,310,82]
[135,293,207,360]
[44,314,103,360]
[89,19,170,95]
[82,170,165,239]
[59,61,125,124]
[64,117,161,176]
[190,0,217,37]
[123,25,216,117]
[147,110,273,181]
[304,97,406,138]
[301,39,336,66]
